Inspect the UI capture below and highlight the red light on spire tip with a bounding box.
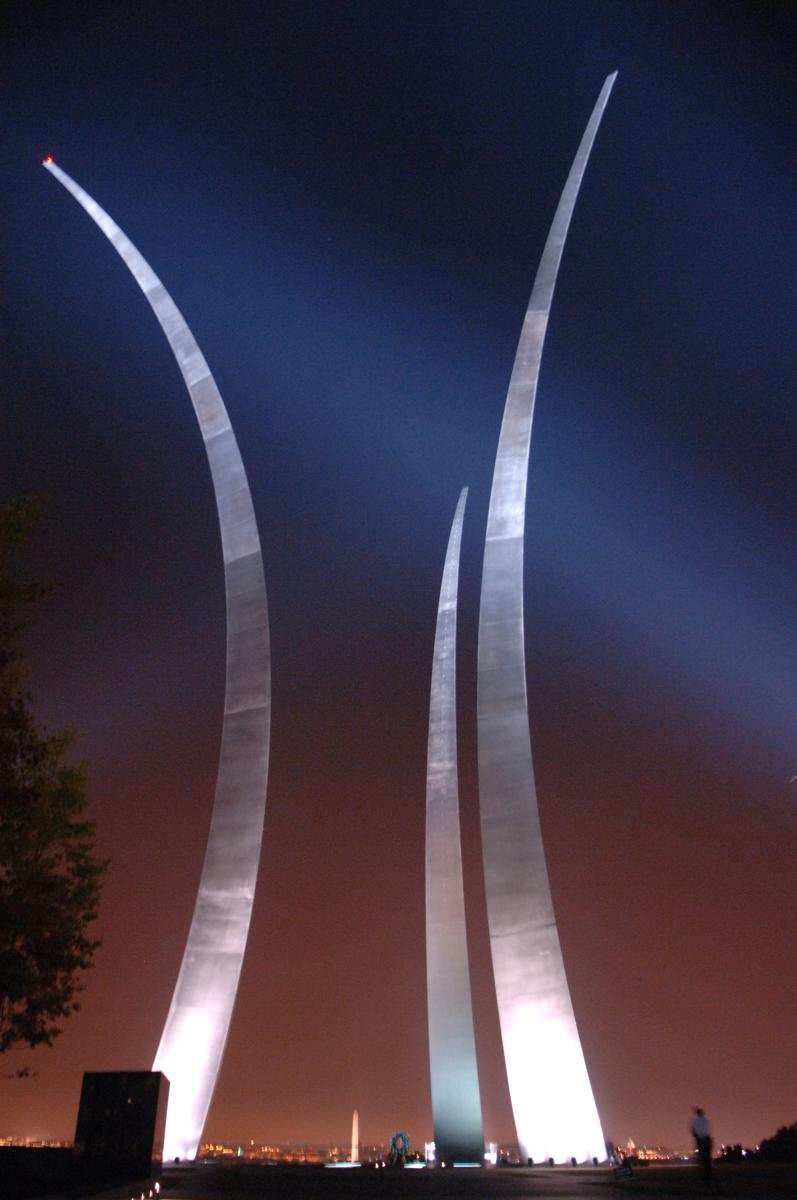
[43,155,54,165]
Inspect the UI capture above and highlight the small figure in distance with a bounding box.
[691,1106,713,1190]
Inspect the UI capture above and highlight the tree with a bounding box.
[758,1123,797,1162]
[0,498,107,1060]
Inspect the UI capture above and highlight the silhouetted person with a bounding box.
[691,1107,713,1189]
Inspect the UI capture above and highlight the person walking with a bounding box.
[691,1107,713,1190]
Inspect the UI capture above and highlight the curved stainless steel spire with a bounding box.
[44,161,271,1162]
[425,488,483,1164]
[476,75,616,1164]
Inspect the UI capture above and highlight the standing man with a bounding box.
[691,1107,713,1189]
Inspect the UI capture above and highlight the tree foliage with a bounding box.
[0,498,107,1057]
[758,1122,797,1162]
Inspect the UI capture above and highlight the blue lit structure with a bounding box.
[425,488,483,1164]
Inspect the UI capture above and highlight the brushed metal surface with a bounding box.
[45,161,271,1162]
[476,76,616,1164]
[426,488,484,1164]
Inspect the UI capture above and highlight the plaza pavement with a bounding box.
[148,1161,796,1200]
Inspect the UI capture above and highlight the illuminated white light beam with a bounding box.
[476,75,617,1164]
[426,488,484,1164]
[44,160,271,1162]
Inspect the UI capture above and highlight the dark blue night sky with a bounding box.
[2,1,795,1153]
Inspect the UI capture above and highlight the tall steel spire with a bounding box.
[426,488,483,1164]
[476,74,616,1164]
[45,161,271,1161]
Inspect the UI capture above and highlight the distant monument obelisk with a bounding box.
[351,1109,359,1164]
[425,488,484,1164]
[45,160,271,1163]
[476,74,616,1163]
